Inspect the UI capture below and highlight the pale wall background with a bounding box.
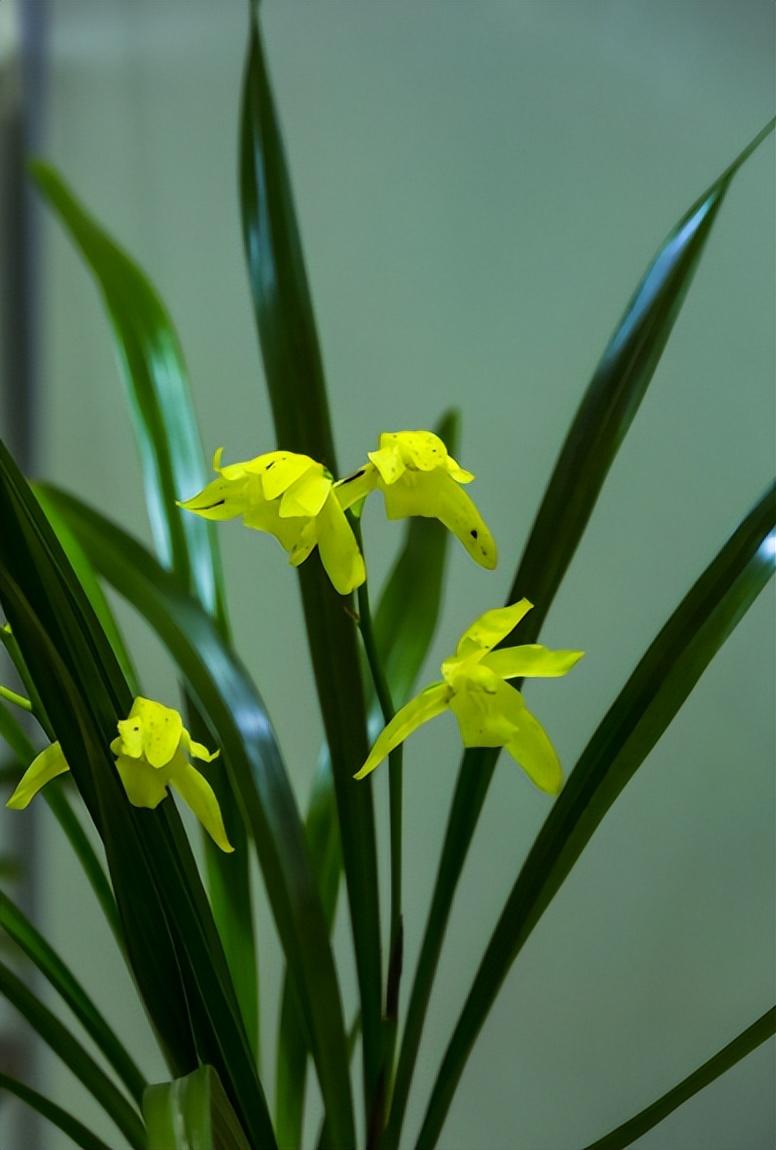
[1,0,775,1147]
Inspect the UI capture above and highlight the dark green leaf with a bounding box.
[144,1065,252,1150]
[0,441,274,1148]
[241,3,380,1125]
[43,484,357,1150]
[0,1071,113,1150]
[0,958,145,1149]
[385,119,775,1150]
[275,410,458,1148]
[31,163,258,1061]
[580,1007,776,1150]
[415,485,776,1149]
[0,890,146,1104]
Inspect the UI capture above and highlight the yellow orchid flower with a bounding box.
[354,600,583,793]
[336,430,498,570]
[179,448,365,595]
[6,697,233,853]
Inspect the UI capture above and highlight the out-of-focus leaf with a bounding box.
[275,410,458,1149]
[241,3,379,1128]
[0,890,145,1104]
[0,441,274,1148]
[31,162,258,1063]
[42,484,357,1150]
[0,1071,113,1150]
[582,1006,776,1150]
[0,958,145,1148]
[385,119,775,1150]
[144,1066,252,1150]
[415,485,776,1150]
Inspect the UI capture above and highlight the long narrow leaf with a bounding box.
[0,958,145,1149]
[31,164,259,1062]
[0,1071,113,1150]
[0,442,275,1148]
[0,890,145,1104]
[42,484,359,1150]
[144,1066,252,1150]
[276,410,458,1147]
[241,2,380,1124]
[386,119,775,1150]
[581,1006,776,1150]
[414,485,776,1149]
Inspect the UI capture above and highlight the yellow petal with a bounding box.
[455,600,533,658]
[354,682,451,779]
[448,670,525,748]
[382,470,497,569]
[242,499,308,551]
[482,646,584,680]
[260,452,316,501]
[181,730,220,763]
[315,493,366,595]
[504,706,563,794]
[177,475,248,520]
[6,742,70,810]
[115,755,169,808]
[117,697,183,769]
[446,455,475,484]
[368,446,405,485]
[169,760,234,853]
[334,462,380,512]
[279,468,331,518]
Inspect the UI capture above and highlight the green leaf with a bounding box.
[0,889,146,1104]
[0,1071,113,1150]
[581,1006,776,1150]
[144,1066,252,1150]
[0,441,274,1149]
[0,958,145,1149]
[241,3,380,1125]
[385,119,775,1150]
[414,484,776,1150]
[31,162,258,1063]
[42,484,357,1150]
[275,410,458,1149]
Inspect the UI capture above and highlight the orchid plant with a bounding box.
[0,5,773,1150]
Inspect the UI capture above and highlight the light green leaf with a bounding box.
[144,1066,251,1150]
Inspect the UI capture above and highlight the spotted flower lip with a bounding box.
[336,430,497,570]
[6,696,234,853]
[179,448,365,595]
[354,599,584,794]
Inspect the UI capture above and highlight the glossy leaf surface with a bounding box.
[144,1066,252,1150]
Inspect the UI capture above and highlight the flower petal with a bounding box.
[181,730,220,763]
[355,682,451,779]
[334,462,379,511]
[243,499,308,551]
[504,705,563,794]
[482,645,585,680]
[115,755,169,808]
[177,475,248,520]
[6,742,70,810]
[315,494,366,595]
[169,760,234,853]
[382,470,497,569]
[260,452,316,501]
[279,468,331,518]
[368,446,405,485]
[448,673,525,747]
[455,599,533,657]
[117,697,183,769]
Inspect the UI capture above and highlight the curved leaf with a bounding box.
[0,958,145,1149]
[42,484,358,1150]
[385,118,775,1150]
[0,890,145,1104]
[276,409,458,1148]
[581,1007,776,1150]
[415,484,776,1149]
[0,1071,113,1150]
[241,2,380,1123]
[144,1066,251,1150]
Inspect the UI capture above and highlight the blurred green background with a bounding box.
[1,0,774,1147]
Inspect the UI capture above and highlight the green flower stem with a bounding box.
[0,684,32,712]
[353,523,404,1142]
